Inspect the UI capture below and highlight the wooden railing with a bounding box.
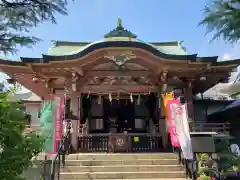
[25,122,230,134]
[191,122,230,134]
[78,134,165,153]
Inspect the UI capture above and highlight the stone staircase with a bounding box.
[59,153,187,180]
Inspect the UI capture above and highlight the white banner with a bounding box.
[172,104,193,160]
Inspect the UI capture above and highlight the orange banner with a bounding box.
[162,92,173,120]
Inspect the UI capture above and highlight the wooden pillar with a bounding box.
[159,93,168,148]
[70,95,80,151]
[184,82,195,131]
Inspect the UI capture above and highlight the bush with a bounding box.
[0,92,44,180]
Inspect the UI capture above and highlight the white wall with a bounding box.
[25,104,41,126]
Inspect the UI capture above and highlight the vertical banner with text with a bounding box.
[167,99,180,148]
[172,103,193,160]
[40,100,54,153]
[53,96,64,153]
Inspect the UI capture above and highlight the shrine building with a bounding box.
[0,19,239,153]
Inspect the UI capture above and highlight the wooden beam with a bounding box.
[49,83,158,92]
[83,85,157,88]
[82,58,111,70]
[51,75,90,92]
[127,59,159,71]
[47,53,106,68]
[11,73,50,97]
[83,85,158,93]
[85,70,152,77]
[0,66,33,74]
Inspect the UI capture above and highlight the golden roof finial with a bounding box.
[117,18,122,27]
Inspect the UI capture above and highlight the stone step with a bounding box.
[63,179,189,180]
[61,179,189,180]
[64,153,177,160]
[59,171,186,179]
[61,164,184,172]
[64,159,179,166]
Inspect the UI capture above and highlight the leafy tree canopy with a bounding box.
[0,0,71,54]
[0,92,44,180]
[200,0,240,42]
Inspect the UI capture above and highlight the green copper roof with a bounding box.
[48,45,82,55]
[48,40,188,56]
[104,18,137,38]
[48,20,188,56]
[137,39,188,55]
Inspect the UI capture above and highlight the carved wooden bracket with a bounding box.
[73,67,84,76]
[104,51,136,66]
[160,70,168,83]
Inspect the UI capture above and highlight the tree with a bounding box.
[0,92,44,180]
[200,0,240,42]
[0,0,71,54]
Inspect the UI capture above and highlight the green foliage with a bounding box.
[200,0,240,42]
[0,92,44,180]
[214,139,240,172]
[197,153,219,179]
[0,0,71,54]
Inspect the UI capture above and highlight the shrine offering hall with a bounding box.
[0,19,239,153]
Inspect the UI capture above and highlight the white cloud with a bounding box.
[222,53,232,61]
[218,45,240,82]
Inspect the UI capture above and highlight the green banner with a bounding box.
[40,100,54,153]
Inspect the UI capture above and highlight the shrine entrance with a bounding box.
[81,93,158,134]
[104,98,136,133]
[0,19,237,153]
[77,93,165,153]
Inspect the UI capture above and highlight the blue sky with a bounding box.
[1,0,240,82]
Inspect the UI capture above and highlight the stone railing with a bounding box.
[191,122,230,134]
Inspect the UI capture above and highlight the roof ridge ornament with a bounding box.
[117,18,122,28]
[104,18,137,39]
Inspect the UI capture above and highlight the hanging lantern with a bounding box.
[32,77,39,83]
[116,92,120,101]
[87,92,90,99]
[45,81,49,88]
[98,95,102,104]
[130,93,133,103]
[109,93,112,102]
[72,72,76,77]
[137,94,141,105]
[72,83,76,92]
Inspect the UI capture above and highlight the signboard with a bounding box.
[167,99,180,148]
[112,135,128,152]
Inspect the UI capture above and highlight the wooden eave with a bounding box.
[26,48,209,69]
[20,41,199,63]
[0,48,239,96]
[52,40,180,47]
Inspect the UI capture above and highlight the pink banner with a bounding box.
[167,99,180,148]
[53,96,64,153]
